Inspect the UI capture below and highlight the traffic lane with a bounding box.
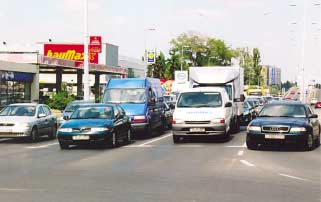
[0,130,318,202]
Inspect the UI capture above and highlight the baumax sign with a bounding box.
[44,44,99,64]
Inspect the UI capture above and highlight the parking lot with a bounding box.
[0,109,319,202]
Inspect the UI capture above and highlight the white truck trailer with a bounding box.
[189,66,245,132]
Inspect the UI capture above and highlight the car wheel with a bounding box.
[304,134,315,151]
[49,126,57,139]
[59,140,69,150]
[29,127,39,142]
[110,132,118,148]
[126,128,132,144]
[246,139,258,150]
[315,128,320,148]
[145,124,153,137]
[173,135,181,144]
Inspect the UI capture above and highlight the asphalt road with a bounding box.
[0,110,320,202]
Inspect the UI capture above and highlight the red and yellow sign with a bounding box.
[89,36,102,53]
[44,44,99,64]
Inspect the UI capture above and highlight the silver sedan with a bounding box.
[0,103,57,142]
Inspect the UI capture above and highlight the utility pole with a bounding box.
[83,0,90,101]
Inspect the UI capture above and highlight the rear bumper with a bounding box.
[247,133,307,145]
[131,123,148,132]
[172,123,226,136]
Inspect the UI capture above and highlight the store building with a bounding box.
[0,60,39,108]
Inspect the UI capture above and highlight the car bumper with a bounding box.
[0,128,31,138]
[131,123,149,132]
[172,123,226,136]
[57,133,112,145]
[247,133,308,146]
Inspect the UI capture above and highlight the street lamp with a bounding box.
[83,0,90,101]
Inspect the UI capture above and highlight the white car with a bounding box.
[310,98,318,105]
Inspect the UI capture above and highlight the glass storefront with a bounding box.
[0,71,33,108]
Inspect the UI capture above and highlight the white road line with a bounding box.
[138,134,172,146]
[25,142,58,149]
[240,159,255,167]
[237,150,244,156]
[226,142,247,148]
[279,173,309,182]
[124,145,154,148]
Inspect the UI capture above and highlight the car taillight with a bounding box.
[220,119,225,124]
[133,116,146,123]
[172,120,176,124]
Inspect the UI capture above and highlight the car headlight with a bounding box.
[247,125,261,132]
[290,127,307,132]
[91,128,109,132]
[18,123,30,128]
[58,128,72,133]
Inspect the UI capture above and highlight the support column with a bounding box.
[94,72,100,102]
[56,67,62,93]
[77,69,83,99]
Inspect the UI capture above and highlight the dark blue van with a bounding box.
[102,78,166,136]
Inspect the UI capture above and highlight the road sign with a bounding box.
[147,51,156,64]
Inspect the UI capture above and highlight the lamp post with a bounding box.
[83,0,90,101]
[180,46,190,71]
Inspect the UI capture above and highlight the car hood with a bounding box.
[0,116,35,124]
[60,119,113,128]
[173,107,226,121]
[251,117,308,127]
[118,104,146,116]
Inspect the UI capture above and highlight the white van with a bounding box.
[172,87,233,143]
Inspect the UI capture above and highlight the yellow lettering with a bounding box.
[53,52,59,58]
[81,53,85,60]
[65,50,76,60]
[58,52,66,59]
[46,50,53,57]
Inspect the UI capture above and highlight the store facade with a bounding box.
[0,61,39,108]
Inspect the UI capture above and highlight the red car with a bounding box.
[315,102,321,108]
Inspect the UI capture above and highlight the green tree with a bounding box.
[252,48,262,86]
[236,47,254,85]
[206,38,233,66]
[147,52,166,78]
[164,50,180,79]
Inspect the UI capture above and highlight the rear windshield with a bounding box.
[259,104,307,118]
[177,92,222,108]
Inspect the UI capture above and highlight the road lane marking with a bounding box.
[25,142,58,149]
[240,160,255,167]
[237,150,244,156]
[226,142,247,148]
[279,173,309,182]
[138,134,172,146]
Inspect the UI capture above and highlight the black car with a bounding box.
[242,101,256,124]
[246,101,320,151]
[57,104,131,149]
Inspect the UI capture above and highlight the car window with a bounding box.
[307,106,313,115]
[114,106,120,117]
[38,106,45,116]
[43,106,51,116]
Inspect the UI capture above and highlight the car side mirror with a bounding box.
[225,102,232,108]
[310,114,318,119]
[63,116,70,120]
[148,98,156,106]
[240,94,245,102]
[38,113,46,118]
[169,103,175,109]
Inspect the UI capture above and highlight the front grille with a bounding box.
[0,123,14,126]
[72,128,91,132]
[262,126,289,133]
[185,121,210,124]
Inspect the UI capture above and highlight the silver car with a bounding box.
[0,103,57,142]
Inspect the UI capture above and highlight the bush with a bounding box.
[46,91,74,110]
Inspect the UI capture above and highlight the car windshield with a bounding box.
[103,88,146,104]
[71,106,114,119]
[259,104,307,118]
[177,92,222,108]
[65,104,81,112]
[0,106,36,116]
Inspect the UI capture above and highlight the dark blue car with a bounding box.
[246,101,320,151]
[57,104,131,149]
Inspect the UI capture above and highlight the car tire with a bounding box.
[125,128,132,144]
[49,126,57,139]
[110,132,118,148]
[173,135,181,144]
[59,141,69,150]
[246,139,258,150]
[29,127,39,142]
[304,134,315,151]
[315,127,320,148]
[145,124,153,137]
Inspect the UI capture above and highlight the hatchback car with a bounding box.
[57,104,131,149]
[0,103,57,141]
[246,101,320,151]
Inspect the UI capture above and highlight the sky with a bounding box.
[0,0,320,82]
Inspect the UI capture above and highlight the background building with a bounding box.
[261,65,282,86]
[119,55,147,78]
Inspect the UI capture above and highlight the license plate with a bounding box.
[72,135,90,140]
[265,134,285,139]
[189,128,205,132]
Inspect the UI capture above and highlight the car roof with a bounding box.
[180,87,226,93]
[77,103,115,108]
[9,103,39,107]
[70,100,95,104]
[267,100,304,105]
